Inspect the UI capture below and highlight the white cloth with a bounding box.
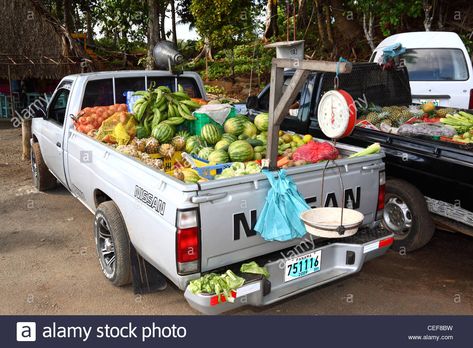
[195,104,233,125]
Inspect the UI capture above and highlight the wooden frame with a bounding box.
[266,58,352,169]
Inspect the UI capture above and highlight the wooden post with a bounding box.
[265,58,352,169]
[22,118,32,161]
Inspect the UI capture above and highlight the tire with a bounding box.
[31,143,57,191]
[94,201,131,286]
[383,179,435,252]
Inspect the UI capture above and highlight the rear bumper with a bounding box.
[184,229,393,314]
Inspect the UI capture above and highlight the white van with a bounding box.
[370,31,473,109]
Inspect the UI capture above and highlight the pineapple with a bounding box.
[436,108,455,118]
[130,138,146,152]
[176,130,190,140]
[159,144,176,158]
[366,112,380,124]
[144,158,164,170]
[144,138,160,154]
[171,135,186,151]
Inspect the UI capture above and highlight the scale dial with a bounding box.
[317,90,357,139]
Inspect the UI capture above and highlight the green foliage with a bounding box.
[205,85,226,95]
[190,0,258,50]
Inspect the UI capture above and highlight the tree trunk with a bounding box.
[314,0,326,49]
[170,0,177,45]
[297,0,307,30]
[263,0,278,41]
[147,0,160,70]
[86,9,94,45]
[160,2,167,40]
[423,0,434,31]
[323,4,333,45]
[363,12,375,50]
[55,0,63,22]
[63,0,74,32]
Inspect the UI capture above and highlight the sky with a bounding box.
[165,12,199,41]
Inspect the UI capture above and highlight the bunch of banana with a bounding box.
[132,85,201,132]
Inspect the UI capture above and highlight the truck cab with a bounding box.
[370,31,473,109]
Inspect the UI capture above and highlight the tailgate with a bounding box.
[196,151,384,272]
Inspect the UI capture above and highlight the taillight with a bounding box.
[176,209,200,275]
[376,171,385,220]
[469,89,473,110]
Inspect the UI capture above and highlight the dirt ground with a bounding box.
[1,123,472,315]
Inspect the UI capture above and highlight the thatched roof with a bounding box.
[0,0,89,80]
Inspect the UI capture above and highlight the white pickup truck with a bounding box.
[371,31,473,109]
[30,70,393,314]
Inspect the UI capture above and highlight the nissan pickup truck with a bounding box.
[30,70,392,314]
[246,62,473,253]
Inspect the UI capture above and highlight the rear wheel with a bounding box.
[94,201,131,286]
[383,179,435,252]
[31,143,57,191]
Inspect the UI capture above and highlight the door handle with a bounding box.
[56,142,61,148]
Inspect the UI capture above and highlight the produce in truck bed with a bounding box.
[242,121,258,138]
[151,123,175,143]
[208,149,230,164]
[75,104,127,134]
[171,135,186,151]
[144,138,160,154]
[214,139,231,151]
[228,140,255,162]
[221,133,237,143]
[440,111,473,134]
[398,123,456,138]
[95,111,137,145]
[292,141,339,163]
[185,135,205,154]
[349,143,381,158]
[223,117,245,136]
[181,168,202,183]
[254,113,269,131]
[200,123,222,145]
[159,144,176,158]
[197,147,214,160]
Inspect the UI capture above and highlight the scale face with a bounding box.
[317,90,357,139]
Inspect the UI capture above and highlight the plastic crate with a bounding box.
[188,106,236,136]
[182,153,232,179]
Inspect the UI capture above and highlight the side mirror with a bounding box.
[246,96,259,110]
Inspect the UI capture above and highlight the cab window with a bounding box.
[48,88,70,125]
[115,77,146,103]
[82,79,114,108]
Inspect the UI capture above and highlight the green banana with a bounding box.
[157,85,171,93]
[133,90,150,97]
[167,103,175,118]
[163,117,185,126]
[136,100,149,121]
[179,102,192,115]
[172,91,191,100]
[158,102,167,113]
[152,108,162,127]
[178,84,184,92]
[155,89,163,104]
[180,99,201,109]
[177,104,196,120]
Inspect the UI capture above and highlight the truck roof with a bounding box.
[375,31,466,50]
[63,70,201,81]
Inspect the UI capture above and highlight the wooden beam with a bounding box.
[272,58,352,73]
[266,63,284,169]
[273,69,310,125]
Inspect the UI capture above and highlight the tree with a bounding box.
[263,0,278,40]
[64,0,75,32]
[170,0,178,45]
[147,0,160,69]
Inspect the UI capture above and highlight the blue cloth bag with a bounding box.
[254,169,310,242]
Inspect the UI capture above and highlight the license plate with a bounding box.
[284,250,321,282]
[419,99,440,106]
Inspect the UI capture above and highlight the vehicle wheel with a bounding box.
[94,201,131,286]
[31,142,57,191]
[383,179,435,252]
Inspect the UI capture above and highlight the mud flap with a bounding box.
[130,244,167,294]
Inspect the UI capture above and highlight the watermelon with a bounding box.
[242,121,258,138]
[198,147,214,160]
[200,123,222,145]
[208,149,229,164]
[228,140,254,162]
[222,133,237,143]
[185,135,205,153]
[254,113,269,131]
[224,117,245,136]
[151,123,175,143]
[215,139,231,151]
